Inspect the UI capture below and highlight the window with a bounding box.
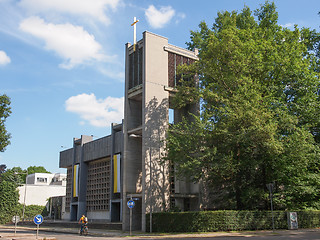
[128,47,143,90]
[37,177,47,183]
[168,52,195,88]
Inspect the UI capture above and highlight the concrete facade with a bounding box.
[123,31,199,231]
[18,173,66,206]
[59,32,199,231]
[59,123,123,222]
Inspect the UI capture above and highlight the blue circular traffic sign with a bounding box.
[33,214,44,225]
[127,200,135,209]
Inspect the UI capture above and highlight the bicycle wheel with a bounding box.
[83,226,88,236]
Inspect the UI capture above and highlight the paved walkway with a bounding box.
[1,224,320,239]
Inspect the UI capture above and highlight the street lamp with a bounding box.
[22,169,28,221]
[14,169,28,221]
[266,183,275,232]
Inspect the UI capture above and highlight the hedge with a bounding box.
[147,210,320,232]
[0,204,48,224]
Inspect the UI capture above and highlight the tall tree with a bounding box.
[167,2,320,210]
[27,166,51,175]
[0,167,22,223]
[0,94,11,152]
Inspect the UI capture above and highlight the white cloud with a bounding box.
[0,50,11,65]
[19,0,120,25]
[19,16,108,69]
[145,5,175,29]
[176,13,186,24]
[65,93,124,127]
[281,23,294,28]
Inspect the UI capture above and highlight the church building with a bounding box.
[59,31,199,231]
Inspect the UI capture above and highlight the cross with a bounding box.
[131,17,139,51]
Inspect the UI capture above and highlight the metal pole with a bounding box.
[36,224,39,239]
[14,218,17,236]
[149,140,152,233]
[129,206,132,236]
[22,169,28,221]
[270,190,275,231]
[267,183,275,232]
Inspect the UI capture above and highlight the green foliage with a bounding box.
[0,168,24,186]
[167,1,320,210]
[148,210,320,232]
[0,94,11,152]
[27,166,51,175]
[0,204,48,224]
[0,178,20,224]
[0,166,48,224]
[17,204,48,220]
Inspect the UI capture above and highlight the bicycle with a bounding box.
[79,223,88,236]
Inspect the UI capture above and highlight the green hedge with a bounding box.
[147,210,320,232]
[0,204,48,224]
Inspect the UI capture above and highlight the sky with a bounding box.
[0,0,319,174]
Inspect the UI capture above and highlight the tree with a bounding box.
[167,2,320,210]
[0,167,22,223]
[27,166,51,175]
[0,94,11,152]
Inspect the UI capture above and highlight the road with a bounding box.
[0,228,320,240]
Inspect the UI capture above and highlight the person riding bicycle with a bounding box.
[78,215,88,234]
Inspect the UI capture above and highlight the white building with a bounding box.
[18,173,66,206]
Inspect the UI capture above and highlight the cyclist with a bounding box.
[78,215,88,235]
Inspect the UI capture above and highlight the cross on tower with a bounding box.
[131,17,139,51]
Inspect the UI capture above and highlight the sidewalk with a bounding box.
[1,224,320,239]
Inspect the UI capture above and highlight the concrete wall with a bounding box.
[60,132,123,168]
[123,31,199,232]
[59,126,124,223]
[18,185,66,206]
[142,32,170,231]
[87,211,110,221]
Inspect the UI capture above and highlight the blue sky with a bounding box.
[0,0,319,173]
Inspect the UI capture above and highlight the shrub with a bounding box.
[147,210,320,232]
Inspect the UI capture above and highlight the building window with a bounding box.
[129,47,143,90]
[168,52,195,88]
[65,168,72,212]
[86,158,111,211]
[37,177,47,183]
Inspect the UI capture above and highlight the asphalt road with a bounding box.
[1,227,320,240]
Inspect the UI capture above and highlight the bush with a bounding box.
[21,204,48,221]
[0,204,48,224]
[147,210,320,232]
[296,211,320,228]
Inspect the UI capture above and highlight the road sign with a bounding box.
[288,212,298,229]
[33,214,44,225]
[12,215,20,223]
[127,199,135,209]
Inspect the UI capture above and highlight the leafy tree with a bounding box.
[0,167,21,223]
[0,94,11,152]
[167,2,320,210]
[27,166,51,175]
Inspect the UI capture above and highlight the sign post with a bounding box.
[127,198,135,236]
[12,215,20,236]
[33,214,44,239]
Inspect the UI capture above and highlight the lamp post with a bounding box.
[14,169,28,221]
[22,169,28,221]
[266,183,275,232]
